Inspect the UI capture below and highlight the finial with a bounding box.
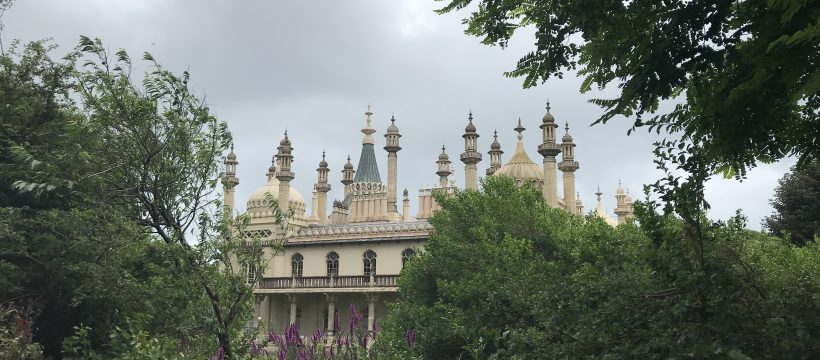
[515,118,525,140]
[391,114,395,123]
[595,186,602,199]
[230,143,234,151]
[493,129,498,139]
[618,178,622,187]
[441,145,446,153]
[284,129,289,138]
[577,191,581,199]
[347,154,351,162]
[322,150,326,160]
[468,111,473,121]
[564,122,569,133]
[546,99,551,112]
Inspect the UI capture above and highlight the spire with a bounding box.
[361,105,376,145]
[354,105,382,183]
[514,118,525,141]
[437,145,452,188]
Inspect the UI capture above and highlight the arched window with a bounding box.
[363,250,377,277]
[401,248,416,267]
[326,252,339,277]
[291,253,304,278]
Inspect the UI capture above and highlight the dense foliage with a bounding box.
[0,40,262,359]
[378,177,820,359]
[437,0,819,174]
[764,162,820,246]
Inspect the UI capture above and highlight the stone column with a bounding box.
[288,294,298,325]
[366,294,379,332]
[325,294,337,342]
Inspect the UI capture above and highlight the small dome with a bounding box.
[227,147,237,160]
[465,112,476,133]
[490,130,501,150]
[438,146,449,161]
[318,151,328,168]
[343,156,354,170]
[543,100,556,123]
[386,116,400,134]
[562,132,573,143]
[246,177,306,216]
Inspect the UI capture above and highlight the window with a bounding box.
[291,253,304,278]
[326,252,339,277]
[244,263,256,284]
[401,248,416,267]
[363,250,377,277]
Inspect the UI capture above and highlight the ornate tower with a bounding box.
[486,130,503,176]
[315,151,331,225]
[614,180,629,224]
[384,115,402,215]
[460,112,482,190]
[558,123,579,213]
[538,101,561,207]
[341,155,354,196]
[575,192,584,215]
[436,146,452,188]
[275,131,295,212]
[222,144,239,215]
[402,189,411,222]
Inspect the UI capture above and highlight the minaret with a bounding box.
[223,144,239,215]
[558,122,579,213]
[614,180,629,224]
[538,100,561,207]
[460,112,482,190]
[486,130,503,176]
[315,151,331,225]
[341,155,354,196]
[575,192,584,215]
[275,131,295,212]
[384,115,402,214]
[402,189,411,222]
[436,146,452,188]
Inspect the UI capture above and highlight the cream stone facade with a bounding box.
[222,101,633,342]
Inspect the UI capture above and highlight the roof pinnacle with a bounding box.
[515,118,526,141]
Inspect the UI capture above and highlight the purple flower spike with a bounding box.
[334,310,341,332]
[406,329,416,349]
[312,328,322,343]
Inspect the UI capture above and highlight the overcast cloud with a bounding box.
[5,0,794,227]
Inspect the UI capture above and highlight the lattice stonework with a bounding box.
[243,229,272,239]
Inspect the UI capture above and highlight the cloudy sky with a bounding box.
[6,0,794,227]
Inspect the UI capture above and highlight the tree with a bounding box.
[764,161,820,246]
[436,0,819,174]
[69,36,266,359]
[0,40,220,358]
[378,176,820,358]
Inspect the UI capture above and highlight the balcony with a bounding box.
[256,275,400,294]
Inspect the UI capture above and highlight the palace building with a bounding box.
[222,102,634,340]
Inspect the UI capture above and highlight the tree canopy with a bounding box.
[377,177,820,359]
[764,161,820,246]
[436,0,819,174]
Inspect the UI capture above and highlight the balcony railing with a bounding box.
[258,275,399,289]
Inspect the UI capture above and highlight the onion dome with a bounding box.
[625,188,633,203]
[246,176,306,216]
[616,179,625,195]
[576,192,583,206]
[386,115,400,134]
[495,121,543,183]
[561,122,573,143]
[319,150,328,168]
[490,130,501,149]
[542,100,556,124]
[227,143,237,160]
[438,146,450,160]
[465,111,477,133]
[343,155,354,170]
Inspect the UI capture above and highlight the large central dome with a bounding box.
[495,140,544,187]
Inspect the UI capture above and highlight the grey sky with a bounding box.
[5,0,793,227]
